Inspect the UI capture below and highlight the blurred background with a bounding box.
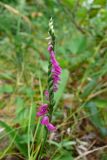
[0,0,107,159]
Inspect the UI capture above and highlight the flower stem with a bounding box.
[38,17,56,159]
[38,127,48,160]
[48,17,56,121]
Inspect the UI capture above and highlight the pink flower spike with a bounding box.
[41,116,49,125]
[46,123,56,132]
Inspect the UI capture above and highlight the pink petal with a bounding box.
[37,112,42,117]
[44,90,49,97]
[48,45,53,52]
[41,116,49,125]
[36,110,48,117]
[53,86,58,92]
[38,104,48,112]
[50,52,58,66]
[46,123,56,132]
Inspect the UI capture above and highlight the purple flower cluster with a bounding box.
[48,45,62,92]
[37,104,56,132]
[36,45,62,132]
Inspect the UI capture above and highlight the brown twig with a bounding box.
[75,145,107,160]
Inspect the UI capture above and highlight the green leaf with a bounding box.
[101,153,107,160]
[54,69,69,109]
[61,0,75,9]
[0,84,13,94]
[95,99,107,109]
[0,121,27,158]
[53,150,73,160]
[68,35,87,54]
[40,60,48,73]
[77,7,87,20]
[94,0,106,6]
[85,102,107,136]
[85,102,102,128]
[80,79,97,99]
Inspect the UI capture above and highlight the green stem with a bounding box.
[28,98,33,159]
[38,128,48,160]
[38,17,55,159]
[48,61,54,120]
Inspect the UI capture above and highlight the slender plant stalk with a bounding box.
[48,17,56,120]
[38,17,56,160]
[28,97,33,159]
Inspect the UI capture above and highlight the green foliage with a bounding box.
[53,151,73,160]
[85,101,107,136]
[0,121,27,158]
[0,84,13,94]
[0,0,107,159]
[54,69,69,109]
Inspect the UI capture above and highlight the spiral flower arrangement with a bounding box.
[37,18,62,132]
